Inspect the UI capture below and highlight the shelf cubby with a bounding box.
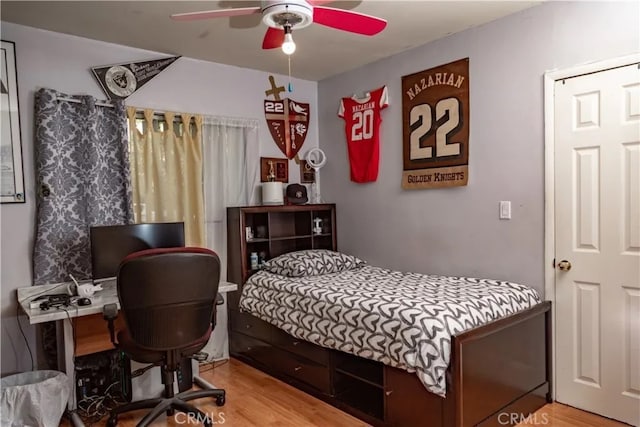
[334,351,384,385]
[334,372,384,420]
[227,204,337,285]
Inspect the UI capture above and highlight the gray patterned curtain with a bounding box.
[33,88,133,285]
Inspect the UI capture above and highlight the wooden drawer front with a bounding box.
[276,352,331,394]
[272,328,330,366]
[384,366,443,426]
[230,310,272,342]
[230,331,275,367]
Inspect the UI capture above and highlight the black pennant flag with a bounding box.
[91,56,180,100]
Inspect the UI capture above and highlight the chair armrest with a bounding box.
[102,303,119,346]
[210,294,224,329]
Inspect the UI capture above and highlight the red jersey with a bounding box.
[338,86,389,183]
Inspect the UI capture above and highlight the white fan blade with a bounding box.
[171,7,261,22]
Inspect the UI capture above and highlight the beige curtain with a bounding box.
[127,107,205,246]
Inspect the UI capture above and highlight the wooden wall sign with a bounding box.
[264,76,309,159]
[401,58,469,189]
[300,160,315,183]
[260,157,288,183]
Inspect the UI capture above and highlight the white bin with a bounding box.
[1,370,70,427]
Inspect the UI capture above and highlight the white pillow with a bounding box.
[262,249,366,277]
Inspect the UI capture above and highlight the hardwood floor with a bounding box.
[515,403,630,427]
[64,358,366,427]
[63,358,630,426]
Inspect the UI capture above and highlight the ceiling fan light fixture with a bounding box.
[282,25,296,55]
[262,1,313,29]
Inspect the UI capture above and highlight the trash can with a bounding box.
[1,370,70,427]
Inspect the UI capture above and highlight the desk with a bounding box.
[17,280,238,422]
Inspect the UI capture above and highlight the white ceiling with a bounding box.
[0,1,541,81]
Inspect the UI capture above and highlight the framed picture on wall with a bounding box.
[1,40,25,203]
[300,160,315,183]
[260,157,288,183]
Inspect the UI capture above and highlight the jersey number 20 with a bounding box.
[351,110,374,141]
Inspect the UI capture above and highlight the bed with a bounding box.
[232,249,551,427]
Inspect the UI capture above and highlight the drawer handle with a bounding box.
[245,324,252,329]
[294,366,302,372]
[246,346,252,351]
[292,341,300,346]
[385,390,393,396]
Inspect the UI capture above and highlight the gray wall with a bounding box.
[318,1,639,294]
[0,22,318,375]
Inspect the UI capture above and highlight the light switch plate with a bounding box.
[499,201,511,219]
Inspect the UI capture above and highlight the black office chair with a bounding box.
[103,247,225,427]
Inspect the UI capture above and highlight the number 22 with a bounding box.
[265,101,284,113]
[410,97,461,160]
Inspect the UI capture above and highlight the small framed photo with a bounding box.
[1,40,25,203]
[300,160,315,184]
[260,157,288,183]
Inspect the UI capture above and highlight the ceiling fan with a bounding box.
[171,1,387,55]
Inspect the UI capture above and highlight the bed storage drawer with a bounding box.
[385,365,443,427]
[272,328,330,366]
[275,352,331,394]
[229,331,275,367]
[230,310,272,342]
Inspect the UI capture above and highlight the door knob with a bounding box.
[557,260,572,271]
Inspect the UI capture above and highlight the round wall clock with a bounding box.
[104,65,137,98]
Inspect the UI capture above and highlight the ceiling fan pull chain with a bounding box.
[288,56,294,92]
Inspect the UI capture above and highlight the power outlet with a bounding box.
[499,201,511,220]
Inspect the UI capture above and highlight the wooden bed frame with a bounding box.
[383,301,552,427]
[227,205,551,426]
[230,301,551,427]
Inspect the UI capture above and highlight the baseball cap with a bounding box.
[286,184,308,204]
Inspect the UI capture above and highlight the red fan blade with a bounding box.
[262,27,285,49]
[171,7,260,21]
[313,7,387,36]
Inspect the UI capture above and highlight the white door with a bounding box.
[555,63,640,426]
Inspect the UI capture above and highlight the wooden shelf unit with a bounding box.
[227,204,337,286]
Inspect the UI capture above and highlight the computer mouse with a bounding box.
[77,297,92,306]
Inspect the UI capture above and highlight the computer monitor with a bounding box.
[89,222,185,282]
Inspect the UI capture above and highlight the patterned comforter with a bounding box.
[239,265,540,397]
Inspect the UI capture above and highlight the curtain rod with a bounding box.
[133,111,196,123]
[55,97,195,123]
[56,96,114,108]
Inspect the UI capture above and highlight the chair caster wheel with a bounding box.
[216,395,225,406]
[106,415,118,427]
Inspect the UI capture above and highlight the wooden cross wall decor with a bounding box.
[263,75,309,160]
